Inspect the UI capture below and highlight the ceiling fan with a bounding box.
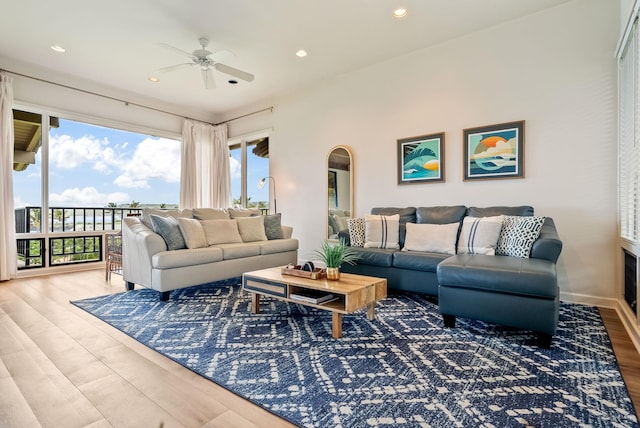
[157,37,254,89]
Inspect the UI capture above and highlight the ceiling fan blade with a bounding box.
[202,68,215,89]
[213,63,254,82]
[159,43,196,59]
[156,63,194,73]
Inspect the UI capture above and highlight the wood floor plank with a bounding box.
[1,269,637,427]
[0,357,41,428]
[599,307,640,416]
[0,305,105,427]
[6,277,233,427]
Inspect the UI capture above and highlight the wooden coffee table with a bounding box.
[242,267,387,338]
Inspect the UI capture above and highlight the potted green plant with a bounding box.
[313,238,359,280]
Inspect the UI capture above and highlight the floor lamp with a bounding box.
[257,176,277,214]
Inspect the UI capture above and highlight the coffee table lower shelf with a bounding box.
[242,267,387,338]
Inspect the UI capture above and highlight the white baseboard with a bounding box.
[616,301,640,354]
[559,291,619,308]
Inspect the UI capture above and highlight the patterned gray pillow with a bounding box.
[347,217,366,247]
[263,213,284,240]
[150,215,186,250]
[496,216,546,258]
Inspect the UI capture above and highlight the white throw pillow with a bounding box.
[177,217,207,249]
[457,215,504,255]
[236,216,269,242]
[402,222,459,255]
[364,214,400,249]
[496,215,546,258]
[201,219,243,245]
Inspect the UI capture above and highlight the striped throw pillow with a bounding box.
[457,215,504,255]
[364,214,400,249]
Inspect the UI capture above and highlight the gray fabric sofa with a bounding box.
[339,206,562,347]
[122,209,298,301]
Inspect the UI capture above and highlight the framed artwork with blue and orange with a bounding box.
[463,120,525,181]
[397,132,445,185]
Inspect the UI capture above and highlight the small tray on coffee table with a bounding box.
[281,265,327,280]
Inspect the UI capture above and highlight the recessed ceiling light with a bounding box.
[393,8,407,18]
[296,49,307,58]
[50,45,66,53]
[148,76,160,82]
[228,80,238,85]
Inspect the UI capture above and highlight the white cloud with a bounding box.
[50,134,115,169]
[114,138,181,188]
[230,156,241,179]
[49,187,130,207]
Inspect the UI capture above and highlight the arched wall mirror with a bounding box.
[327,145,354,239]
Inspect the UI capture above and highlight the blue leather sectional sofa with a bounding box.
[339,206,562,347]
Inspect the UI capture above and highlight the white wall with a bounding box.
[229,0,620,304]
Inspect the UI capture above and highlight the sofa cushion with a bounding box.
[371,207,416,248]
[437,254,557,299]
[141,208,182,229]
[192,208,230,220]
[263,213,284,240]
[201,219,243,245]
[177,217,207,249]
[348,247,394,267]
[416,206,467,224]
[364,214,400,249]
[457,215,504,255]
[392,250,449,272]
[237,216,268,242]
[149,215,186,250]
[467,206,534,217]
[259,238,299,255]
[347,217,366,247]
[402,222,458,255]
[228,207,261,218]
[152,247,223,269]
[496,216,546,258]
[213,242,261,260]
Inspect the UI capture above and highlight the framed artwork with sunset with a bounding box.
[397,132,445,184]
[463,121,524,181]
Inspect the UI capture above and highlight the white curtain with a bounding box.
[0,72,16,281]
[180,119,231,209]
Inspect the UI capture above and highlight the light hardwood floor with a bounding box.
[1,269,638,427]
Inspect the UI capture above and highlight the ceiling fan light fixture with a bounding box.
[50,44,66,53]
[393,8,408,18]
[296,49,307,58]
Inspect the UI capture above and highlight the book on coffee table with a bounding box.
[290,290,336,304]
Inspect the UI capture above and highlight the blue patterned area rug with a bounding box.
[71,278,638,427]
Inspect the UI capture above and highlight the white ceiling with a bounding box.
[0,0,571,117]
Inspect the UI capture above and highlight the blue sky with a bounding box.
[13,118,269,208]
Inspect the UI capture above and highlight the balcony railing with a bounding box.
[15,206,143,270]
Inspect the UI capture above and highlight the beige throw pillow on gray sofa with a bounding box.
[364,214,400,249]
[403,222,459,255]
[201,219,243,245]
